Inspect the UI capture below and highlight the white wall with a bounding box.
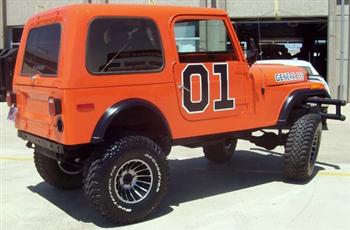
[328,1,349,100]
[226,0,328,18]
[6,0,86,26]
[107,0,207,7]
[0,0,4,49]
[5,0,332,26]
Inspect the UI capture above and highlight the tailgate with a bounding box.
[15,86,62,140]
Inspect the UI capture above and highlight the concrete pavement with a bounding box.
[1,103,350,230]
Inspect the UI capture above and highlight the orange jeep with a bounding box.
[5,4,346,224]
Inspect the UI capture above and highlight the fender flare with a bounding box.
[277,89,330,126]
[91,99,172,143]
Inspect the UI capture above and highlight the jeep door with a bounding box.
[172,16,249,121]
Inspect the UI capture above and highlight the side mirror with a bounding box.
[246,37,258,65]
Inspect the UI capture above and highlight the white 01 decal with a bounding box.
[181,63,235,113]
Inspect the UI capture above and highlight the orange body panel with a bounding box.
[12,4,324,145]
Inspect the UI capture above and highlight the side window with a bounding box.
[86,18,164,74]
[174,19,237,63]
[21,24,61,76]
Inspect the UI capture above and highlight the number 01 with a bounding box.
[181,63,235,113]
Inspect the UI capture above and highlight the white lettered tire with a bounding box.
[84,136,169,224]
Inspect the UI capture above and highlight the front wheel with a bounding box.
[283,113,322,181]
[83,136,169,224]
[203,139,238,163]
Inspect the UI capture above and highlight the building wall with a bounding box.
[0,0,4,49]
[226,0,328,18]
[328,1,349,100]
[4,0,332,26]
[107,0,208,7]
[6,0,86,26]
[335,4,350,100]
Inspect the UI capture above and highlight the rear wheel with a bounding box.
[83,136,169,224]
[203,139,238,163]
[34,150,83,190]
[283,113,322,181]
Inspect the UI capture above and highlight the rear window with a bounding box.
[21,24,61,76]
[86,18,163,74]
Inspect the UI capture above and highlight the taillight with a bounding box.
[6,92,16,107]
[48,98,62,116]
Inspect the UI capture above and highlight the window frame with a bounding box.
[20,23,62,77]
[85,16,165,76]
[9,26,24,48]
[172,16,240,63]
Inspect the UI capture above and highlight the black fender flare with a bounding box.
[91,99,172,143]
[277,89,330,126]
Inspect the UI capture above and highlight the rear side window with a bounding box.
[86,18,163,74]
[21,24,61,76]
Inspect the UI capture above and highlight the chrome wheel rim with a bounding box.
[309,132,319,165]
[114,159,153,204]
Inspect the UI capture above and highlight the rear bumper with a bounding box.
[18,130,64,154]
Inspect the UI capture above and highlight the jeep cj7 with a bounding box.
[3,4,347,224]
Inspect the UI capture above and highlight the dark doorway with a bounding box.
[233,18,328,80]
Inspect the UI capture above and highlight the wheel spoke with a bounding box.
[126,161,137,171]
[128,189,136,201]
[137,177,151,184]
[132,163,145,172]
[138,180,151,186]
[135,168,149,174]
[133,188,143,198]
[122,188,128,201]
[136,174,151,178]
[135,183,148,192]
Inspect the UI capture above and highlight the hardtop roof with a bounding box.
[28,4,228,22]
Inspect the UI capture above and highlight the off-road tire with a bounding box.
[83,136,169,224]
[283,113,322,181]
[34,151,83,190]
[156,135,172,156]
[203,139,238,163]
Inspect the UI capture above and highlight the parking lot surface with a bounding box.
[1,103,350,230]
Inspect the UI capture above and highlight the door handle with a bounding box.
[31,74,39,85]
[177,84,190,93]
